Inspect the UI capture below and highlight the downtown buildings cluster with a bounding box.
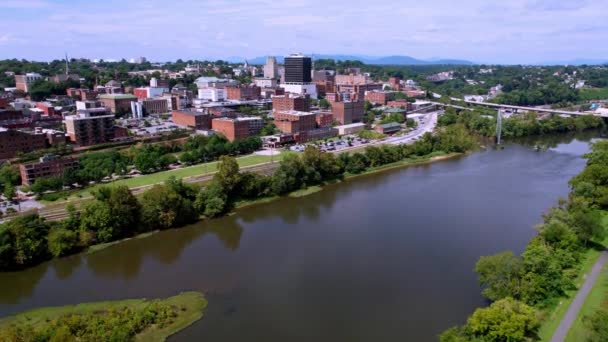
[0,54,431,187]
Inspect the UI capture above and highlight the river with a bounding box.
[0,133,599,341]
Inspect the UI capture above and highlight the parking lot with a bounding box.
[289,136,370,153]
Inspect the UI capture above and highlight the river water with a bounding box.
[0,133,599,341]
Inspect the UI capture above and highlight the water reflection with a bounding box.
[52,254,82,280]
[203,219,243,251]
[0,266,47,304]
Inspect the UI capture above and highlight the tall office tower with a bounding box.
[264,56,279,80]
[284,54,312,83]
[280,54,317,98]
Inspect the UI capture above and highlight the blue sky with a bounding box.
[0,0,606,64]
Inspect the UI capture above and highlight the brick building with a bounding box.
[335,74,369,85]
[212,117,250,141]
[50,74,80,83]
[274,110,317,134]
[293,127,338,143]
[332,100,364,124]
[365,90,395,105]
[315,111,333,128]
[272,94,310,112]
[19,155,80,186]
[142,98,169,115]
[35,102,57,116]
[237,117,265,136]
[98,94,137,114]
[338,83,383,101]
[172,110,212,130]
[64,109,115,146]
[315,81,335,95]
[133,87,169,100]
[375,122,401,134]
[15,73,42,92]
[260,87,285,99]
[225,85,261,100]
[388,77,402,90]
[404,90,426,98]
[386,99,413,111]
[0,128,48,160]
[67,88,98,101]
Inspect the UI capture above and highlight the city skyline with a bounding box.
[0,0,606,64]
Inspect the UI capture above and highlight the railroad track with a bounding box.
[33,161,282,222]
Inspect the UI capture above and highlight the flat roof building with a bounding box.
[272,94,310,112]
[0,128,48,160]
[212,117,250,142]
[98,93,136,114]
[274,110,316,134]
[172,110,212,130]
[332,100,364,125]
[15,73,43,93]
[19,155,79,186]
[65,110,115,146]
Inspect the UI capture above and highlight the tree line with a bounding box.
[438,107,605,138]
[440,140,608,342]
[0,300,181,341]
[27,135,263,197]
[0,122,476,271]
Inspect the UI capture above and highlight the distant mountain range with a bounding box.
[224,55,608,66]
[227,55,475,66]
[533,59,608,66]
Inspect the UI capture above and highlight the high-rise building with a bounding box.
[280,54,317,99]
[284,54,312,83]
[263,56,279,80]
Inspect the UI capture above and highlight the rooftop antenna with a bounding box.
[65,52,69,75]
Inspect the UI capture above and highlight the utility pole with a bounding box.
[496,109,503,145]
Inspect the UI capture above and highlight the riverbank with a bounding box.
[538,232,608,340]
[231,151,462,212]
[83,151,462,257]
[566,254,608,341]
[0,292,207,341]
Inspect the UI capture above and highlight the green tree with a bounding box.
[406,118,418,129]
[214,156,241,195]
[466,298,539,341]
[47,227,78,257]
[584,308,608,342]
[475,251,524,301]
[79,201,114,243]
[140,183,198,230]
[319,98,331,109]
[0,214,50,270]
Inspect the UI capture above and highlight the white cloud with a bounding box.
[0,0,605,63]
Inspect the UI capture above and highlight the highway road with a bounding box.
[382,111,440,145]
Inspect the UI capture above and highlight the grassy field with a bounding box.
[580,88,608,101]
[566,262,608,341]
[42,153,285,203]
[537,214,608,341]
[0,292,207,342]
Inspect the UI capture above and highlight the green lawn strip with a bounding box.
[580,88,608,101]
[565,262,608,342]
[537,213,608,341]
[40,153,284,203]
[537,246,605,340]
[86,230,160,255]
[0,292,207,342]
[288,185,323,198]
